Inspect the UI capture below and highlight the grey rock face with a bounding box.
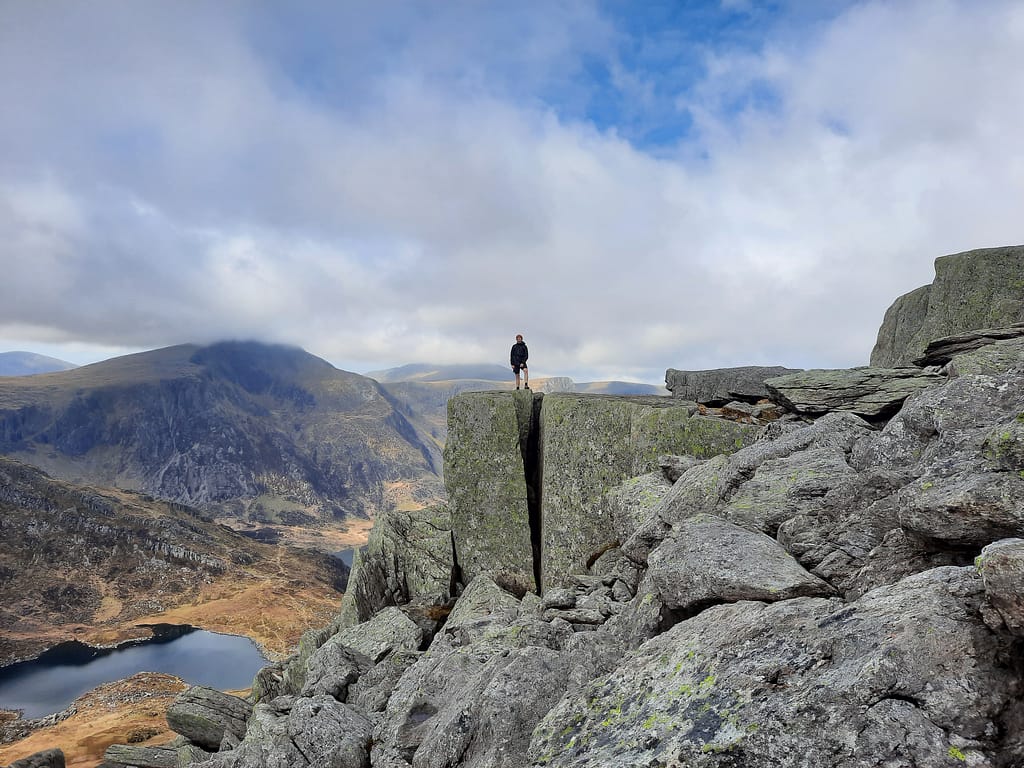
[443,391,537,596]
[165,686,250,751]
[948,333,1024,376]
[530,567,1022,767]
[665,366,803,405]
[912,322,1024,365]
[331,606,423,663]
[208,695,372,768]
[337,504,454,628]
[540,393,758,590]
[765,367,943,418]
[300,641,373,700]
[977,538,1024,634]
[870,244,1024,366]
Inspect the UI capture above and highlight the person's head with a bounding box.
[516,334,523,341]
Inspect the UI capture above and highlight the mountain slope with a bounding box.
[0,352,77,377]
[0,342,444,530]
[0,456,348,666]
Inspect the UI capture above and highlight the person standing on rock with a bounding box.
[511,334,529,390]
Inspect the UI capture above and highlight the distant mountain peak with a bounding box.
[0,351,78,377]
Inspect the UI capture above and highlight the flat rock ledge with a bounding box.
[765,367,944,418]
[666,366,803,405]
[913,322,1024,366]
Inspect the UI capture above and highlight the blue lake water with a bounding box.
[333,548,355,567]
[0,629,267,719]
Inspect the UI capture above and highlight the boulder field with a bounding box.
[33,245,1024,768]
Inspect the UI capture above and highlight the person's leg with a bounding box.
[522,365,529,387]
[514,368,521,389]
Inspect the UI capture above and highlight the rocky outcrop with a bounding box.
[912,322,1024,366]
[106,255,1024,767]
[870,244,1024,366]
[765,366,943,418]
[665,365,802,405]
[336,504,454,628]
[443,391,538,596]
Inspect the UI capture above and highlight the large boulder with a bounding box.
[665,366,802,405]
[539,393,758,590]
[443,391,537,596]
[647,514,834,613]
[765,367,943,418]
[870,244,1024,367]
[165,686,250,751]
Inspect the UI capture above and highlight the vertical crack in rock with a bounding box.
[515,391,545,594]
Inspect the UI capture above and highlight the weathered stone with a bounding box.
[602,472,671,544]
[665,366,803,405]
[982,414,1024,470]
[175,743,211,767]
[871,244,1024,366]
[101,745,176,768]
[7,750,66,768]
[913,322,1024,365]
[331,605,423,663]
[657,453,702,482]
[719,446,858,535]
[278,624,335,697]
[530,567,1022,767]
[542,607,605,625]
[444,391,537,596]
[436,576,521,647]
[540,393,757,590]
[402,648,570,768]
[976,538,1024,635]
[337,504,454,627]
[300,640,373,700]
[347,649,421,714]
[765,367,943,418]
[719,400,757,420]
[539,588,576,610]
[207,696,372,768]
[949,334,1024,376]
[897,470,1024,546]
[647,515,834,613]
[165,687,250,751]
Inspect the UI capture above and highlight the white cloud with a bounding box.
[0,0,1021,383]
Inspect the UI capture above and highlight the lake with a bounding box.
[333,548,355,567]
[0,628,267,719]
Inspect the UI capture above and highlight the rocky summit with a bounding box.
[27,245,1024,768]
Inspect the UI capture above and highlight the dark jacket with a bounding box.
[510,341,529,366]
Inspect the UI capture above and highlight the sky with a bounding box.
[1,0,1022,385]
